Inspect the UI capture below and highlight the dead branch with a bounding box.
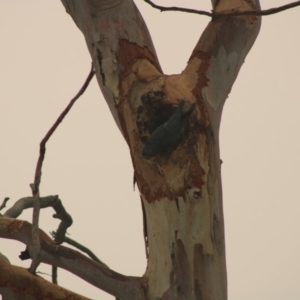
[215,0,300,18]
[144,0,300,18]
[0,217,146,300]
[29,64,95,273]
[4,195,73,244]
[0,258,91,300]
[50,231,108,267]
[52,265,58,285]
[4,195,108,285]
[0,197,10,212]
[29,182,41,273]
[144,0,212,16]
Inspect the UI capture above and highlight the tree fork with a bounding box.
[61,0,261,299]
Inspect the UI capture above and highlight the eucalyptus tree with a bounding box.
[0,0,262,299]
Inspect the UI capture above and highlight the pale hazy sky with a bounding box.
[1,1,300,299]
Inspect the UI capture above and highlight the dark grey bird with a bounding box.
[142,100,195,158]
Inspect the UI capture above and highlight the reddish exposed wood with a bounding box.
[188,155,206,188]
[189,51,211,114]
[117,39,162,98]
[56,1,261,299]
[0,259,90,300]
[134,120,208,202]
[0,217,146,300]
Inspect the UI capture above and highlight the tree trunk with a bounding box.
[61,0,261,299]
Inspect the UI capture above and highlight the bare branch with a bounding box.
[28,64,95,273]
[0,197,10,212]
[144,0,300,18]
[36,270,51,277]
[50,231,108,267]
[143,0,213,17]
[0,258,91,300]
[28,184,41,274]
[4,196,107,285]
[52,266,58,285]
[4,195,73,244]
[0,217,146,300]
[215,0,300,18]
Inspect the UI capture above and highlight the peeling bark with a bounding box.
[60,0,261,298]
[61,0,162,133]
[2,0,260,299]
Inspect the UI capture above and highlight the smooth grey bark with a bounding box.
[60,0,261,299]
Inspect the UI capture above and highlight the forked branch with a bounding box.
[0,217,146,300]
[4,195,73,244]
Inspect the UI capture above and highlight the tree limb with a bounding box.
[28,184,41,273]
[29,64,95,273]
[61,0,163,134]
[51,231,108,267]
[4,195,72,286]
[0,217,146,300]
[215,0,300,18]
[144,0,213,17]
[0,257,91,300]
[0,197,10,213]
[144,0,300,18]
[52,265,58,285]
[4,195,73,244]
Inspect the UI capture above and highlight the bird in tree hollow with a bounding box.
[142,100,196,158]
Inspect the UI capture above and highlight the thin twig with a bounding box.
[0,197,10,212]
[36,271,51,277]
[50,231,109,268]
[144,0,300,18]
[52,266,58,284]
[29,64,95,274]
[144,0,212,16]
